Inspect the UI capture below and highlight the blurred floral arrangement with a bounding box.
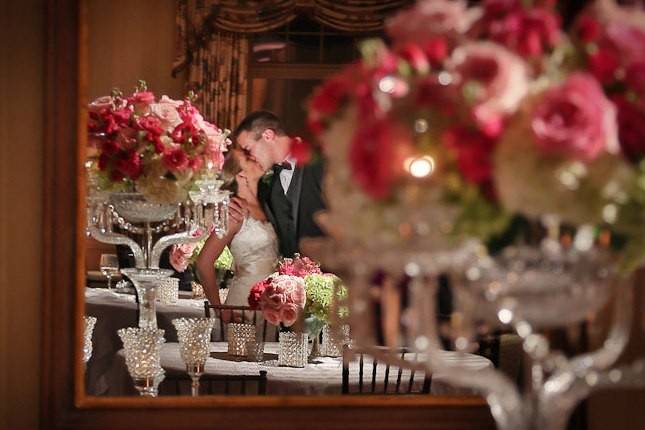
[248,255,347,328]
[87,81,231,203]
[169,233,233,274]
[307,0,645,271]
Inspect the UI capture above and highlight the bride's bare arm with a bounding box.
[196,198,246,305]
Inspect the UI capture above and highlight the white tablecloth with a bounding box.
[108,342,492,396]
[85,287,210,395]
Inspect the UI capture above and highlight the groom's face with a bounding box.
[236,129,274,172]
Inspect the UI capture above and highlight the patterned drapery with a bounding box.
[173,0,412,129]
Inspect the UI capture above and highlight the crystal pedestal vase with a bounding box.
[120,268,173,329]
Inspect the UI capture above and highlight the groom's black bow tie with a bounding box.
[272,161,293,174]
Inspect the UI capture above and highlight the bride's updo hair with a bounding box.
[220,149,242,195]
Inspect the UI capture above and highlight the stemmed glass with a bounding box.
[99,253,119,290]
[172,318,215,396]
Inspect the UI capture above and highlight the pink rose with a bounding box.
[279,303,300,327]
[169,243,196,273]
[386,0,476,46]
[531,73,618,161]
[287,284,306,308]
[263,308,281,326]
[604,22,645,67]
[150,102,182,131]
[448,42,529,129]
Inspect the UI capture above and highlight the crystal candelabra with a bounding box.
[82,316,97,365]
[306,229,645,430]
[172,318,215,396]
[118,327,166,397]
[86,167,230,329]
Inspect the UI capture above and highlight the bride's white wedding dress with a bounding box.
[224,216,279,306]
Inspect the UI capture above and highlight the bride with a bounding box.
[196,147,279,308]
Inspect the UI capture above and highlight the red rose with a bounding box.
[350,119,412,199]
[187,156,203,172]
[625,62,645,96]
[613,95,645,162]
[127,91,155,106]
[115,150,142,179]
[162,148,189,171]
[310,77,348,115]
[137,116,163,136]
[442,127,495,185]
[289,136,312,166]
[423,37,448,66]
[397,43,429,74]
[576,14,601,43]
[100,139,119,155]
[588,48,619,85]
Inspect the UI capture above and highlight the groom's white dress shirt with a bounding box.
[279,157,296,194]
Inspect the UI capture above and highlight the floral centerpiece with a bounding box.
[88,81,230,203]
[307,0,644,271]
[248,255,346,336]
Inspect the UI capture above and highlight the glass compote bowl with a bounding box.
[172,318,215,396]
[118,327,166,397]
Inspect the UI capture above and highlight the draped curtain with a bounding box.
[173,0,412,129]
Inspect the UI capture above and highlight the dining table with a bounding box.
[84,286,211,395]
[106,342,493,397]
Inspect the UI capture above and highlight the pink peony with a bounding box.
[386,0,476,46]
[279,303,300,327]
[448,42,529,130]
[531,73,618,161]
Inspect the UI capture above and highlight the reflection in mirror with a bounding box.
[80,0,512,405]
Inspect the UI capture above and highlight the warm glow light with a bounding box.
[406,156,435,178]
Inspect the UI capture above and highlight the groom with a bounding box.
[231,110,325,257]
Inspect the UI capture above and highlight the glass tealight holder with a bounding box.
[157,277,179,305]
[320,324,351,357]
[83,316,97,364]
[172,317,215,396]
[246,340,264,362]
[278,332,308,368]
[117,327,166,397]
[227,323,255,356]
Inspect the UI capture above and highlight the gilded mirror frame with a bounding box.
[40,1,494,428]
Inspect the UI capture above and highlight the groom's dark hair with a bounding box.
[232,110,286,145]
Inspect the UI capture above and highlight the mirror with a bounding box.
[79,0,509,403]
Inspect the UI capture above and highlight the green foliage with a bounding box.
[304,274,347,323]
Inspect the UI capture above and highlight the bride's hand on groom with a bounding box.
[228,197,248,233]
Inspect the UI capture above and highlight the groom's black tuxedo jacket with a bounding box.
[258,158,326,257]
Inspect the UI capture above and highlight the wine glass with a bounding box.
[99,253,119,290]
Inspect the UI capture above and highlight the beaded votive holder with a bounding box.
[227,323,255,356]
[246,340,264,362]
[320,324,351,357]
[157,278,179,304]
[278,331,308,368]
[191,281,205,299]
